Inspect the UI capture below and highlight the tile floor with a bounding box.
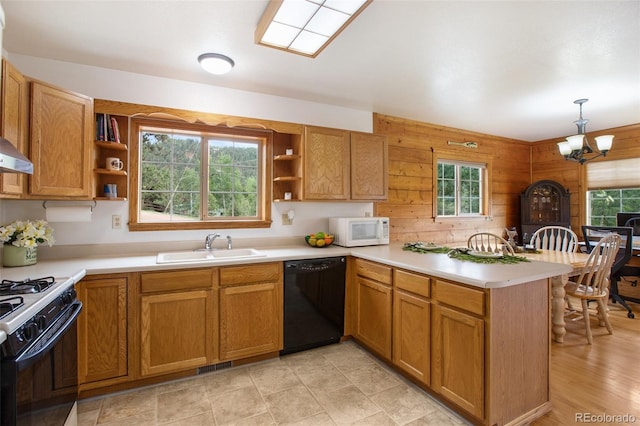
[78,341,469,425]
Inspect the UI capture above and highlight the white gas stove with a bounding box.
[0,276,75,335]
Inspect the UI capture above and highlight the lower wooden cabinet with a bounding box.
[219,263,283,361]
[431,280,485,420]
[139,269,217,377]
[354,259,393,360]
[392,270,430,385]
[77,275,129,387]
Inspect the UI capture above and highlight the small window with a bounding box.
[129,118,272,231]
[587,188,640,226]
[432,149,492,219]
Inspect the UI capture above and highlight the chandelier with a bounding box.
[556,99,614,164]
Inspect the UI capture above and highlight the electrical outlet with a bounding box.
[281,213,292,226]
[112,214,122,229]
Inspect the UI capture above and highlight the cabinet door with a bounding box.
[77,277,128,385]
[0,60,28,196]
[355,276,392,360]
[219,281,283,361]
[393,289,430,385]
[303,126,350,200]
[350,132,388,200]
[29,81,93,198]
[140,289,215,377]
[432,304,484,420]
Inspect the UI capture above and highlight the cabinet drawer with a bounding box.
[140,268,217,293]
[394,269,430,298]
[219,262,282,286]
[433,280,484,316]
[355,259,392,285]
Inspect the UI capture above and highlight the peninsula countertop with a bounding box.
[0,242,572,289]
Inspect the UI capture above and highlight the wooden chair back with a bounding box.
[530,226,579,252]
[467,232,515,255]
[572,233,621,297]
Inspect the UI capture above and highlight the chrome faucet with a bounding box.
[226,235,233,250]
[204,233,221,250]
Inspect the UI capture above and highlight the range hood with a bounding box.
[0,137,33,174]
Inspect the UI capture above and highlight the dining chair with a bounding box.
[582,225,634,318]
[530,226,579,252]
[624,217,640,236]
[565,233,621,344]
[467,232,515,255]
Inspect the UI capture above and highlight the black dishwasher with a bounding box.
[281,256,346,355]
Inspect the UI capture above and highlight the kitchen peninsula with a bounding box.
[0,242,571,426]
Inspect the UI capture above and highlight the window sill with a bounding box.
[129,220,272,232]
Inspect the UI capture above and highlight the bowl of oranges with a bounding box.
[305,232,334,248]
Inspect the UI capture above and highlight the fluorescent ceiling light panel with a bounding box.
[290,31,329,55]
[255,0,371,58]
[262,21,300,47]
[306,7,350,36]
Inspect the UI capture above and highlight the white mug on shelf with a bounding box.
[284,192,292,200]
[285,148,293,156]
[106,157,124,171]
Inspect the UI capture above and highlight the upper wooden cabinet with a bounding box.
[29,81,93,198]
[350,132,388,200]
[303,126,388,201]
[304,126,351,200]
[0,59,29,197]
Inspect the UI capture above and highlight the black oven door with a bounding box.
[1,301,82,426]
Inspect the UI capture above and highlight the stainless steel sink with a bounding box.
[156,248,266,264]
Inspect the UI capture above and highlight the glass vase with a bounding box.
[3,244,38,267]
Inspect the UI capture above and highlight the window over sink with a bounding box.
[128,118,272,231]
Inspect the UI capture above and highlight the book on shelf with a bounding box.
[95,113,121,143]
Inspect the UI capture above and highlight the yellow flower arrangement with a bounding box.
[0,220,55,248]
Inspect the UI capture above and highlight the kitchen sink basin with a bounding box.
[156,248,266,264]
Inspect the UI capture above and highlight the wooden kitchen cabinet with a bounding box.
[0,59,29,196]
[350,131,388,200]
[219,262,283,361]
[303,126,388,201]
[392,269,430,385]
[139,268,218,377]
[29,81,93,198]
[77,275,130,389]
[354,259,393,360]
[303,126,350,200]
[431,279,485,420]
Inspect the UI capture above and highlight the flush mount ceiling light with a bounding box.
[556,99,614,165]
[198,53,235,75]
[255,0,371,58]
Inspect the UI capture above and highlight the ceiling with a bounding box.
[2,0,639,142]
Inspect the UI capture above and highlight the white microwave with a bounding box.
[329,217,390,247]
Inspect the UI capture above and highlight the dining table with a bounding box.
[519,249,593,343]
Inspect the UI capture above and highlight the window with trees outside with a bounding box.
[435,159,487,217]
[129,118,271,231]
[586,159,640,226]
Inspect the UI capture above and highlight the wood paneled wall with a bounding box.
[373,113,531,244]
[530,123,640,232]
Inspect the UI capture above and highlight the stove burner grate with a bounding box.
[0,276,56,295]
[0,296,24,319]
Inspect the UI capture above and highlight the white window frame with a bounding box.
[432,149,492,220]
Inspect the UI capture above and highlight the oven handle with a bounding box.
[15,301,83,369]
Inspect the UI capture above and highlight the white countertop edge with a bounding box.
[1,243,572,290]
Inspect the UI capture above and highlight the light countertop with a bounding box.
[0,242,572,289]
